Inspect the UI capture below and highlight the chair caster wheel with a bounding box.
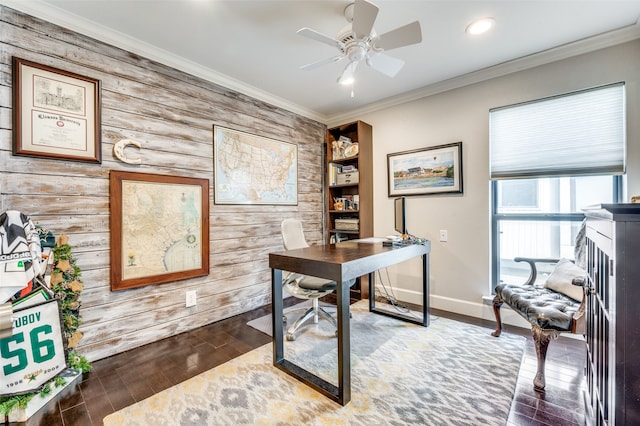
[286,333,296,341]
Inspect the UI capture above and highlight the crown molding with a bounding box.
[0,0,328,123]
[4,0,638,128]
[326,20,640,127]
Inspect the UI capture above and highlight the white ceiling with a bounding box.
[4,0,640,124]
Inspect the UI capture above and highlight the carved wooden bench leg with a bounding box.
[531,325,560,391]
[491,294,504,337]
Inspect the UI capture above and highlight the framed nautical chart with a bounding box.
[109,171,210,291]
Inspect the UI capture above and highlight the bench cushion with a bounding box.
[495,283,581,331]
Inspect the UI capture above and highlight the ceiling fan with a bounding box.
[297,0,422,85]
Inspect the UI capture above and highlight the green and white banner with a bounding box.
[0,299,67,396]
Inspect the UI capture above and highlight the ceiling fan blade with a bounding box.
[376,21,422,51]
[367,53,405,77]
[300,55,344,71]
[352,0,379,39]
[337,61,359,85]
[297,27,344,50]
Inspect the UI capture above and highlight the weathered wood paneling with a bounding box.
[0,6,326,361]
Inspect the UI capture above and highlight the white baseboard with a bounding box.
[386,286,532,330]
[386,287,585,340]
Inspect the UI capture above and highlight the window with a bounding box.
[490,83,625,289]
[498,180,538,210]
[493,176,619,286]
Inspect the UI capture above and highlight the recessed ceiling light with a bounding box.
[466,18,495,35]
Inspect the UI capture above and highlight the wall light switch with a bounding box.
[439,230,448,242]
[186,290,197,307]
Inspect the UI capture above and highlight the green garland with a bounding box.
[0,232,92,417]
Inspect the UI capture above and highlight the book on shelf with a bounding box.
[329,163,341,186]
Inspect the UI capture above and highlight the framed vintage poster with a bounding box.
[213,126,298,205]
[387,142,463,197]
[109,171,210,291]
[12,57,101,163]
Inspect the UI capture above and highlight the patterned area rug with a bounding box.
[103,301,524,426]
[245,299,335,337]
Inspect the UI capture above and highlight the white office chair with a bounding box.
[280,218,354,341]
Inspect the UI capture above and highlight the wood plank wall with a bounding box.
[0,6,327,361]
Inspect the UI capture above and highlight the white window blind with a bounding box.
[490,82,626,179]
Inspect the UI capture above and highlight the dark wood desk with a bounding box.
[269,239,431,406]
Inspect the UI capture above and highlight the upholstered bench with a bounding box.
[491,257,587,390]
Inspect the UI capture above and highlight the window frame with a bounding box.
[490,177,622,290]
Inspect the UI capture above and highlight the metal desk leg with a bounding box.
[369,271,376,312]
[368,256,430,327]
[272,268,284,363]
[422,253,430,327]
[336,279,351,405]
[271,268,351,406]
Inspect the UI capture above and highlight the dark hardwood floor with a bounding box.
[4,300,586,426]
[438,311,586,426]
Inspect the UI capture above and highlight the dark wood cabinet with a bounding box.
[583,204,640,426]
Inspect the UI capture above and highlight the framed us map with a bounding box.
[109,171,210,291]
[213,126,298,205]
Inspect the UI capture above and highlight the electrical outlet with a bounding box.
[186,290,197,307]
[439,230,448,242]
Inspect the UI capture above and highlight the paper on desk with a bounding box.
[350,237,387,243]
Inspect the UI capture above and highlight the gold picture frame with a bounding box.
[12,57,101,163]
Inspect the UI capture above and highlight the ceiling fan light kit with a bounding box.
[338,61,358,85]
[466,17,496,35]
[297,0,422,89]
